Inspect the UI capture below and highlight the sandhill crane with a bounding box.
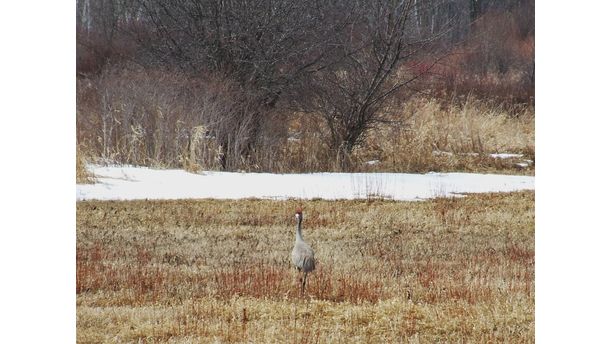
[291,208,315,296]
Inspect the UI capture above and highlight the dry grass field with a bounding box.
[77,191,534,343]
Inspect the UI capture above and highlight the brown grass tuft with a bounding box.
[76,145,95,184]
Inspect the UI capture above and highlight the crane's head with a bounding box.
[295,208,303,222]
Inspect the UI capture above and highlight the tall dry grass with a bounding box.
[351,97,535,173]
[76,145,95,184]
[77,65,534,175]
[284,97,534,174]
[77,191,534,343]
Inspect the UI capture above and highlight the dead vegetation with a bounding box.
[76,0,534,175]
[332,96,535,174]
[76,145,95,184]
[77,67,534,175]
[77,191,534,343]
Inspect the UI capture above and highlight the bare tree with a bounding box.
[78,0,502,171]
[132,0,343,170]
[297,0,458,169]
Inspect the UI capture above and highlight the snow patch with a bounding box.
[433,151,525,159]
[489,153,524,159]
[76,164,535,202]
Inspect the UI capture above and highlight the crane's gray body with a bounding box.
[291,212,315,294]
[292,235,315,273]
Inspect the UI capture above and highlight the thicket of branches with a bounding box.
[77,0,534,172]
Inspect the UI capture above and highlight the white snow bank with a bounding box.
[489,153,524,159]
[76,165,534,201]
[433,150,525,159]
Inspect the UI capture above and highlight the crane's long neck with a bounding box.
[296,216,304,242]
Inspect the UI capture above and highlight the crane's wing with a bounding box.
[292,243,315,272]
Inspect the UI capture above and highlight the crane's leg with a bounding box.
[296,268,303,297]
[301,272,307,296]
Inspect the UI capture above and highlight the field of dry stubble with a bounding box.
[77,191,534,343]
